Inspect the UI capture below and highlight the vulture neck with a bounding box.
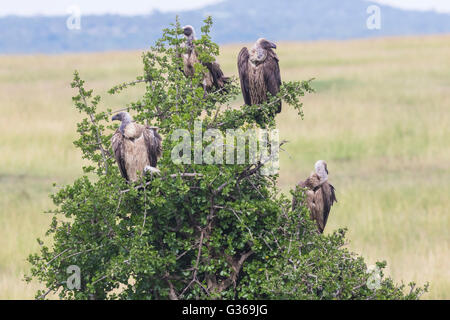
[121,121,141,140]
[315,169,328,183]
[119,116,133,135]
[186,35,195,52]
[249,47,267,66]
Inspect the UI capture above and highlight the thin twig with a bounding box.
[78,86,109,175]
[46,248,70,266]
[91,275,107,286]
[141,184,147,236]
[62,245,104,261]
[180,229,205,297]
[38,282,65,300]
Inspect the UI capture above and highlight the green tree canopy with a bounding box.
[26,17,427,300]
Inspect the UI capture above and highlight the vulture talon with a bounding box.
[144,166,161,176]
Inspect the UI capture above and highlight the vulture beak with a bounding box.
[111,114,120,121]
[270,41,277,49]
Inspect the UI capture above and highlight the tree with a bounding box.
[26,17,427,300]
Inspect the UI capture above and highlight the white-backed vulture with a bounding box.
[292,160,337,234]
[237,38,282,114]
[111,112,162,182]
[181,25,229,94]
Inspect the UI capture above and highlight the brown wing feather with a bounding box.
[143,127,163,167]
[321,182,337,229]
[292,174,321,210]
[298,174,321,190]
[263,50,282,113]
[312,188,326,233]
[237,47,251,105]
[293,174,335,233]
[204,61,229,91]
[111,130,129,181]
[330,183,337,204]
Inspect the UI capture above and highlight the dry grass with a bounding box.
[0,34,449,299]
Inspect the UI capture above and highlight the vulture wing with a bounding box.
[237,47,252,105]
[301,174,322,190]
[293,174,335,234]
[321,182,337,229]
[292,174,321,210]
[263,51,282,113]
[330,183,337,204]
[312,189,326,233]
[111,130,129,181]
[203,61,229,91]
[143,127,163,167]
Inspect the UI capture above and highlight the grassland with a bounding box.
[0,35,449,299]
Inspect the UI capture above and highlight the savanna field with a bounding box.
[0,35,449,299]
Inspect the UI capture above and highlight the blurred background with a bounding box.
[0,0,449,299]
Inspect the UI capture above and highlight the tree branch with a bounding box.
[77,86,109,175]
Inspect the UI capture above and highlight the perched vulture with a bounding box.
[292,160,337,234]
[237,38,282,114]
[111,112,162,182]
[181,25,229,94]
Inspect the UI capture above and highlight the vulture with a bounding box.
[237,38,282,115]
[111,112,162,182]
[292,160,337,234]
[181,25,229,94]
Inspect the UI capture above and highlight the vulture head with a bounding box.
[315,160,329,182]
[257,38,277,50]
[182,25,196,48]
[250,38,277,64]
[112,111,133,134]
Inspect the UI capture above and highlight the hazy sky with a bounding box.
[1,0,449,16]
[371,0,450,13]
[0,0,222,16]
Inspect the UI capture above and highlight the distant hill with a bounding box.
[1,0,450,54]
